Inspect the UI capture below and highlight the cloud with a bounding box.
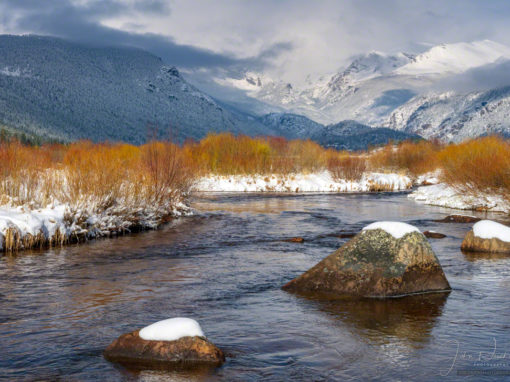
[1,0,510,84]
[0,0,288,70]
[432,58,510,93]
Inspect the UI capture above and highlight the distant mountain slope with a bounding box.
[0,35,426,150]
[257,113,419,150]
[0,35,276,143]
[386,86,510,142]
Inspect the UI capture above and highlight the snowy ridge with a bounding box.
[396,40,510,75]
[194,172,412,193]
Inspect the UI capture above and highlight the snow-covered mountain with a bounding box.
[211,40,510,141]
[386,87,510,142]
[0,35,278,143]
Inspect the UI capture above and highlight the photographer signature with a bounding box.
[441,338,510,376]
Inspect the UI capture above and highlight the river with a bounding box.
[1,192,510,381]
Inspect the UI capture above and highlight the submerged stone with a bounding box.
[423,231,446,239]
[282,226,450,298]
[435,215,481,223]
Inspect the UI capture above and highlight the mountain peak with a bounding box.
[395,40,510,76]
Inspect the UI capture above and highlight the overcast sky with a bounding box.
[1,0,510,83]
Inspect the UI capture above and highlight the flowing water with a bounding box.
[1,192,510,381]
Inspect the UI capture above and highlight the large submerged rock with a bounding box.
[104,318,225,367]
[461,220,510,254]
[283,222,451,298]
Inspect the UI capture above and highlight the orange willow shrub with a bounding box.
[438,136,510,196]
[62,141,141,209]
[327,155,367,181]
[141,141,192,205]
[0,139,195,211]
[368,140,441,175]
[0,141,56,204]
[184,133,328,175]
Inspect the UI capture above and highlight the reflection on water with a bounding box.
[311,293,449,345]
[1,192,510,381]
[462,249,510,262]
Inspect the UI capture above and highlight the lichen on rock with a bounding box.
[282,226,450,298]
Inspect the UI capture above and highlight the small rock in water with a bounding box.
[104,318,225,367]
[336,232,357,238]
[284,237,305,243]
[282,221,451,298]
[461,220,510,254]
[435,215,481,223]
[423,231,446,239]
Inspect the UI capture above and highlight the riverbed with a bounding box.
[1,192,509,381]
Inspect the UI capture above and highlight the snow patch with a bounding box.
[195,172,411,193]
[472,220,510,242]
[0,205,67,250]
[362,221,421,239]
[409,184,510,213]
[139,318,205,342]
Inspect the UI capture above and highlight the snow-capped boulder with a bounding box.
[282,221,450,298]
[461,220,510,254]
[104,318,224,367]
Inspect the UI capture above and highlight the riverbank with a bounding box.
[194,172,412,192]
[0,199,191,252]
[409,183,510,213]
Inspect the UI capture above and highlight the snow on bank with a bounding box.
[414,171,441,186]
[139,318,205,341]
[409,184,510,213]
[473,220,510,242]
[195,171,412,193]
[362,221,421,239]
[0,200,192,252]
[0,205,67,250]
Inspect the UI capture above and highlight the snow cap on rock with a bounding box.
[139,317,205,342]
[362,221,421,239]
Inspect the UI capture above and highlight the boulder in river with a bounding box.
[461,220,510,254]
[435,215,481,223]
[104,318,225,367]
[282,221,451,298]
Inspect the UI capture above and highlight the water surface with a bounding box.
[1,192,510,381]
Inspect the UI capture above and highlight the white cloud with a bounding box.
[3,0,510,83]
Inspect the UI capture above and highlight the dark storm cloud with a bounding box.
[0,0,290,69]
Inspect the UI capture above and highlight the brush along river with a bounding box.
[1,192,510,381]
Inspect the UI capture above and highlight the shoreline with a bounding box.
[2,173,509,253]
